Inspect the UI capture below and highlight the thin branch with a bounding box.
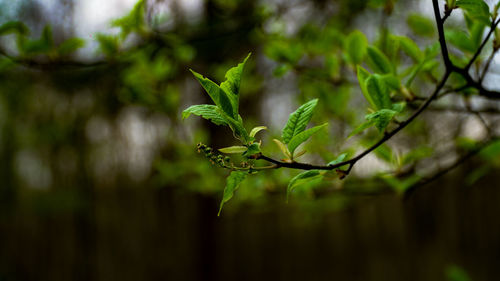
[432,0,453,69]
[430,0,500,100]
[254,0,461,174]
[257,72,452,172]
[404,136,498,199]
[436,84,470,98]
[256,1,500,175]
[479,48,498,83]
[464,18,500,72]
[423,105,500,115]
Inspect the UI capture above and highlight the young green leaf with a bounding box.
[243,142,260,158]
[447,0,457,10]
[366,46,392,74]
[456,0,491,26]
[366,74,392,110]
[468,20,486,50]
[287,170,322,202]
[218,146,248,154]
[182,104,229,126]
[348,120,374,138]
[96,34,120,57]
[381,74,401,91]
[273,139,291,158]
[407,13,435,37]
[382,174,421,194]
[111,0,145,37]
[346,30,368,65]
[327,153,348,166]
[225,116,250,143]
[287,123,328,156]
[282,99,318,144]
[398,36,423,62]
[445,30,475,53]
[218,171,247,216]
[365,109,397,132]
[392,102,406,113]
[219,54,251,118]
[357,65,376,109]
[190,70,235,119]
[57,38,85,55]
[220,53,250,96]
[21,25,53,54]
[249,126,267,138]
[242,142,261,158]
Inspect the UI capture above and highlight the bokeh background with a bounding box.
[0,0,500,280]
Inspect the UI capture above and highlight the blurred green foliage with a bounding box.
[0,0,499,215]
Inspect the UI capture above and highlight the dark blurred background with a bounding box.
[0,0,499,280]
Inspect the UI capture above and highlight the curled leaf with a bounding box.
[249,126,267,138]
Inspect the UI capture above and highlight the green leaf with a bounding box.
[182,104,229,126]
[220,53,251,118]
[20,25,53,54]
[273,139,291,158]
[401,146,433,166]
[348,120,374,138]
[265,40,303,64]
[273,64,292,77]
[381,74,401,91]
[96,34,119,57]
[218,171,247,215]
[218,146,247,154]
[366,46,392,74]
[190,69,235,119]
[111,0,145,37]
[445,30,476,53]
[468,20,486,50]
[327,153,348,166]
[282,99,318,144]
[41,25,53,48]
[391,102,406,113]
[398,36,423,62]
[382,174,421,194]
[287,123,327,156]
[365,109,397,132]
[456,0,491,26]
[0,21,29,36]
[249,126,267,138]
[366,74,392,110]
[373,143,394,163]
[447,0,457,10]
[57,38,85,55]
[287,170,322,202]
[226,115,250,143]
[357,65,376,108]
[479,140,500,160]
[407,13,435,37]
[242,143,261,158]
[220,53,250,96]
[346,30,368,64]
